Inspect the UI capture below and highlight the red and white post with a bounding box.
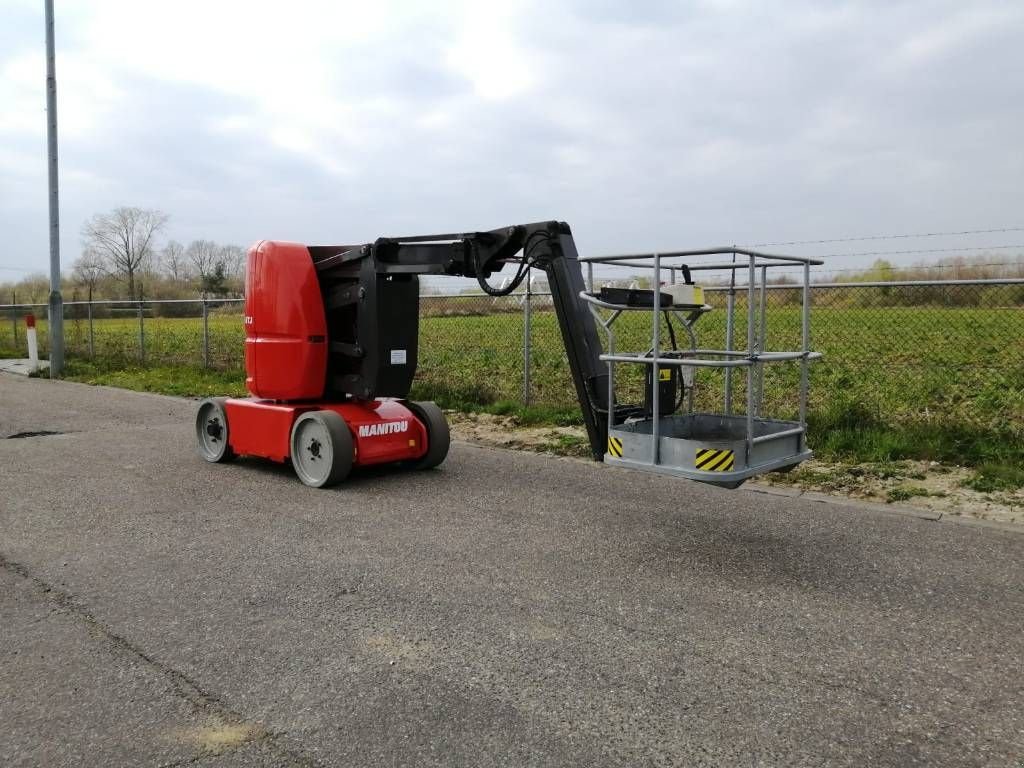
[25,314,39,372]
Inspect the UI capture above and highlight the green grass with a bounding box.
[62,358,247,398]
[3,304,1022,485]
[807,395,1023,465]
[961,463,1024,493]
[535,432,592,458]
[886,486,946,503]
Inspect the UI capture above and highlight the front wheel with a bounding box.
[195,398,236,463]
[405,401,450,470]
[290,410,354,488]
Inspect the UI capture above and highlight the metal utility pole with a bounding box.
[45,0,64,376]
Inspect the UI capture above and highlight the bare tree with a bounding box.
[186,240,222,287]
[219,244,246,280]
[81,207,168,299]
[71,250,106,297]
[160,240,190,283]
[16,272,51,304]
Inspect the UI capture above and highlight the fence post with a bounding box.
[87,286,94,358]
[522,269,532,406]
[724,284,735,415]
[11,290,18,348]
[202,296,210,368]
[137,292,145,364]
[755,265,768,417]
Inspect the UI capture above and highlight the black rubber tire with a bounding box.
[195,397,237,463]
[406,401,450,470]
[289,410,354,488]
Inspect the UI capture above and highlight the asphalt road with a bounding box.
[1,374,1021,767]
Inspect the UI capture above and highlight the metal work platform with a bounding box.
[579,247,823,488]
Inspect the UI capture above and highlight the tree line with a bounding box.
[1,206,246,304]
[4,210,1023,307]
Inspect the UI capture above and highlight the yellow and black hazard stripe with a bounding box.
[607,436,624,457]
[695,447,735,472]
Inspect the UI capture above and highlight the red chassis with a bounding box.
[196,395,447,488]
[195,241,448,487]
[225,398,427,466]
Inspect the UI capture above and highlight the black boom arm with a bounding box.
[312,221,611,460]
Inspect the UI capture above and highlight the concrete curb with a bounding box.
[0,359,50,376]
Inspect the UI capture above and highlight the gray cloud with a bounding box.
[1,0,1022,282]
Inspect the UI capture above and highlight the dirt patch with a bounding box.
[762,459,1023,526]
[176,720,264,755]
[446,412,1022,527]
[446,411,590,458]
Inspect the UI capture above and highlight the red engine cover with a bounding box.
[245,241,327,400]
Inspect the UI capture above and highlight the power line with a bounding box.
[682,244,1024,265]
[675,259,1024,278]
[669,244,1024,270]
[821,244,1024,259]
[750,227,1024,248]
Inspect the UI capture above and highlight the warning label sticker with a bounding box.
[695,448,735,472]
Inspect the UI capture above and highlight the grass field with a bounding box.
[3,302,1022,478]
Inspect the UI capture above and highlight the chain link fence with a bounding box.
[2,279,1022,437]
[0,298,245,371]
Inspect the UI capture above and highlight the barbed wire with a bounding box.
[821,244,1024,258]
[622,245,1024,273]
[749,227,1024,247]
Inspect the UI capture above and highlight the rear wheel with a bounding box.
[290,411,354,488]
[406,401,450,470]
[195,398,236,463]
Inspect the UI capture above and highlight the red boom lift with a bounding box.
[196,222,598,487]
[195,221,819,488]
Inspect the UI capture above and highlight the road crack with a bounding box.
[0,552,321,768]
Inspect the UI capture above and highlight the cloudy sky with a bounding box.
[2,0,1022,283]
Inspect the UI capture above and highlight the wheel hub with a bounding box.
[205,418,223,442]
[308,438,322,460]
